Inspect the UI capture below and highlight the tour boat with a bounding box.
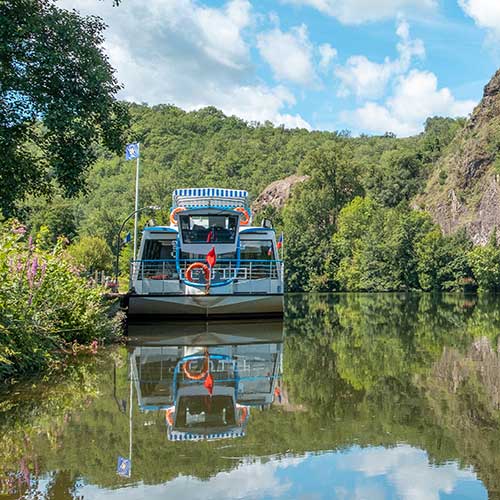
[125,188,284,318]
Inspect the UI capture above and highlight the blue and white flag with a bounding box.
[125,143,139,160]
[123,232,131,245]
[117,456,131,477]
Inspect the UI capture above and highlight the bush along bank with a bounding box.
[0,221,122,382]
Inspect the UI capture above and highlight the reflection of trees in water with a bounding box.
[284,293,500,497]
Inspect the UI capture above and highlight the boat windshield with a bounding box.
[175,396,236,428]
[180,214,237,244]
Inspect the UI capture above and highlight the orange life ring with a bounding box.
[182,357,209,380]
[185,262,210,283]
[166,407,175,426]
[170,206,186,225]
[235,207,250,225]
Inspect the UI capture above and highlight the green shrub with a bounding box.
[67,235,114,274]
[468,236,500,292]
[0,221,120,381]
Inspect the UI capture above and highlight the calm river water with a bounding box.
[2,293,500,499]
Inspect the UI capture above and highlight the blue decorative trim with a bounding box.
[240,227,276,234]
[143,226,178,233]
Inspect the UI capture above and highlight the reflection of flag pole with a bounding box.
[128,355,133,478]
[133,143,140,261]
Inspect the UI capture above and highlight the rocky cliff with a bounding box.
[420,69,500,244]
[252,174,309,213]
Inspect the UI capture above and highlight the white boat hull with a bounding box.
[126,293,284,318]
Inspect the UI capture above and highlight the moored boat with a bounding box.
[125,188,284,318]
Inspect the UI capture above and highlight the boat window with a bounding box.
[176,396,236,428]
[180,251,236,261]
[179,214,237,244]
[142,239,175,260]
[240,240,274,260]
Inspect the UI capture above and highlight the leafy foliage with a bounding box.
[468,232,500,291]
[67,235,114,274]
[0,0,129,215]
[0,221,120,381]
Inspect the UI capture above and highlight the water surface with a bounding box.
[2,293,500,499]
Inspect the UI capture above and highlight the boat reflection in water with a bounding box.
[127,320,283,442]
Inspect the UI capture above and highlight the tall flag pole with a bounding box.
[126,142,140,261]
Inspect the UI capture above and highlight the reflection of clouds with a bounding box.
[75,446,484,499]
[78,456,304,500]
[341,445,477,500]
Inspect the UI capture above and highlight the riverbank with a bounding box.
[0,221,124,384]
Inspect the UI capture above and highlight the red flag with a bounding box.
[206,246,216,268]
[206,229,213,243]
[204,373,214,395]
[277,233,283,249]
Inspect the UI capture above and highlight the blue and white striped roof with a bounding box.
[168,429,245,441]
[174,188,248,198]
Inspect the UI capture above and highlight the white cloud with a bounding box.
[342,70,477,136]
[341,445,478,500]
[459,0,500,38]
[76,456,304,500]
[282,0,437,24]
[335,19,424,99]
[257,24,317,86]
[318,43,338,71]
[57,0,310,128]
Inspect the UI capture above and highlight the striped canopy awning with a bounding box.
[173,188,248,199]
[168,429,245,441]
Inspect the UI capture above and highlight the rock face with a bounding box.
[252,175,309,213]
[421,68,500,244]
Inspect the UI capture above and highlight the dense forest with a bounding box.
[11,102,500,292]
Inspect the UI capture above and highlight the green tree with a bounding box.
[419,116,465,164]
[67,236,113,273]
[416,229,471,290]
[468,231,500,291]
[365,149,424,207]
[0,0,129,215]
[283,142,362,291]
[334,199,435,291]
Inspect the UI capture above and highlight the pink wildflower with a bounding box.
[12,225,26,235]
[90,340,98,354]
[35,261,47,287]
[31,257,39,276]
[26,258,37,288]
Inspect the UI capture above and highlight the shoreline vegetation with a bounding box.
[0,221,123,384]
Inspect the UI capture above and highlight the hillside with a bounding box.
[20,89,500,292]
[420,69,500,244]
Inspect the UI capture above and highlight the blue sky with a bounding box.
[60,0,500,136]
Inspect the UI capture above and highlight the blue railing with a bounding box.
[130,258,283,288]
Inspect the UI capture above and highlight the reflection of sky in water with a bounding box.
[72,445,485,500]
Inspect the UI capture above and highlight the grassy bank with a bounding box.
[0,221,123,383]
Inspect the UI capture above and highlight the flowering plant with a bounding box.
[0,221,120,381]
